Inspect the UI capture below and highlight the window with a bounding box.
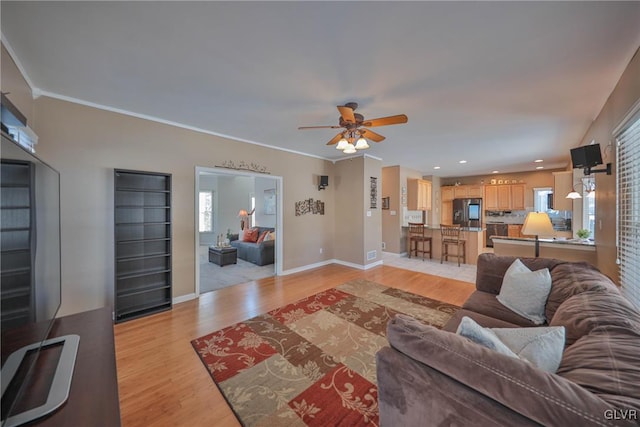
[617,116,640,309]
[533,187,553,212]
[199,190,213,232]
[582,177,595,239]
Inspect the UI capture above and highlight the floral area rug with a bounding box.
[191,279,459,426]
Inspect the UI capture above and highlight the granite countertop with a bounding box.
[402,225,485,232]
[491,235,595,248]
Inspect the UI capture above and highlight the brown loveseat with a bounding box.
[377,253,640,426]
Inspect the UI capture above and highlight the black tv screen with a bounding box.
[570,144,603,169]
[1,133,63,426]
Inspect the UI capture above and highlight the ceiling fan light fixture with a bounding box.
[343,143,356,154]
[354,137,369,150]
[336,137,348,150]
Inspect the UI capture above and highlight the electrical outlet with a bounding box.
[319,248,323,254]
[382,242,386,250]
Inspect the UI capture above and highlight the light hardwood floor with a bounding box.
[114,264,475,427]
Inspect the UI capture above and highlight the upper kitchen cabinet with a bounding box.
[510,184,526,210]
[442,184,483,200]
[484,184,524,210]
[553,171,573,211]
[441,186,454,202]
[407,179,432,210]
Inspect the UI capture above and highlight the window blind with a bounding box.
[617,116,640,309]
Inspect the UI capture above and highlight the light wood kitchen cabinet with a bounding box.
[485,184,525,210]
[408,179,432,210]
[497,185,511,210]
[508,224,522,237]
[467,185,483,198]
[510,184,526,210]
[441,186,454,202]
[442,184,483,200]
[484,185,499,210]
[553,171,573,211]
[441,201,453,225]
[453,185,468,199]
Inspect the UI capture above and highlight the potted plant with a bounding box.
[576,229,591,241]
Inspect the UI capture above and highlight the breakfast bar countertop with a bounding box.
[491,236,595,248]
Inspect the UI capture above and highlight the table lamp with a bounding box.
[521,212,554,257]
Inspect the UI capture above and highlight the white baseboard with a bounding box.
[282,258,385,275]
[281,259,334,275]
[173,293,197,305]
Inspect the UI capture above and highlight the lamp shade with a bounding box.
[354,137,369,150]
[521,212,554,237]
[343,143,356,154]
[238,209,248,217]
[566,191,582,199]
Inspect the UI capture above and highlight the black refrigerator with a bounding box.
[452,198,482,228]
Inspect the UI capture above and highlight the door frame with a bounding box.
[194,166,284,296]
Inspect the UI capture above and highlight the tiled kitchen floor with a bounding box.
[382,251,483,284]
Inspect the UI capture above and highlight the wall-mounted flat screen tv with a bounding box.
[570,143,603,169]
[1,133,78,427]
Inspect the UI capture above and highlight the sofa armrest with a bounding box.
[387,315,621,426]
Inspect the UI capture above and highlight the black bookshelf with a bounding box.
[114,169,172,323]
[0,157,35,328]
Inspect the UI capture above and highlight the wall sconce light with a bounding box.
[318,175,328,191]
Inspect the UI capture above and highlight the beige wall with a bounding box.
[27,96,336,315]
[363,156,382,266]
[381,166,401,253]
[1,44,34,125]
[576,47,640,283]
[334,157,364,265]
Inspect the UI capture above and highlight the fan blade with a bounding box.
[298,125,342,130]
[326,133,344,145]
[361,128,385,142]
[337,105,356,123]
[361,114,408,127]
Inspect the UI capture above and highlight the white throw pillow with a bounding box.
[457,316,565,373]
[497,259,552,325]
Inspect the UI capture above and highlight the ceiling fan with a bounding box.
[298,102,408,153]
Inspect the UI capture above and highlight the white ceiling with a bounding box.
[2,1,640,177]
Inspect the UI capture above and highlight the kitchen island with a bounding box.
[492,236,596,264]
[402,225,485,265]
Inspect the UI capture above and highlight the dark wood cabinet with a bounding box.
[114,169,172,323]
[1,157,35,328]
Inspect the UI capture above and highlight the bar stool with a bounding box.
[440,224,466,266]
[407,222,432,260]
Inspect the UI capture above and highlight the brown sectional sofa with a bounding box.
[377,253,640,426]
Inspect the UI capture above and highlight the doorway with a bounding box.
[194,167,283,295]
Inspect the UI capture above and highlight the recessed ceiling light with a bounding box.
[433,166,441,170]
[459,160,467,164]
[536,166,544,169]
[492,170,499,174]
[534,159,544,163]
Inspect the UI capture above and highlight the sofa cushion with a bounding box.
[242,227,259,242]
[457,316,565,373]
[550,291,640,347]
[475,253,564,295]
[556,326,640,410]
[545,263,619,321]
[463,291,538,327]
[496,259,552,325]
[256,230,269,243]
